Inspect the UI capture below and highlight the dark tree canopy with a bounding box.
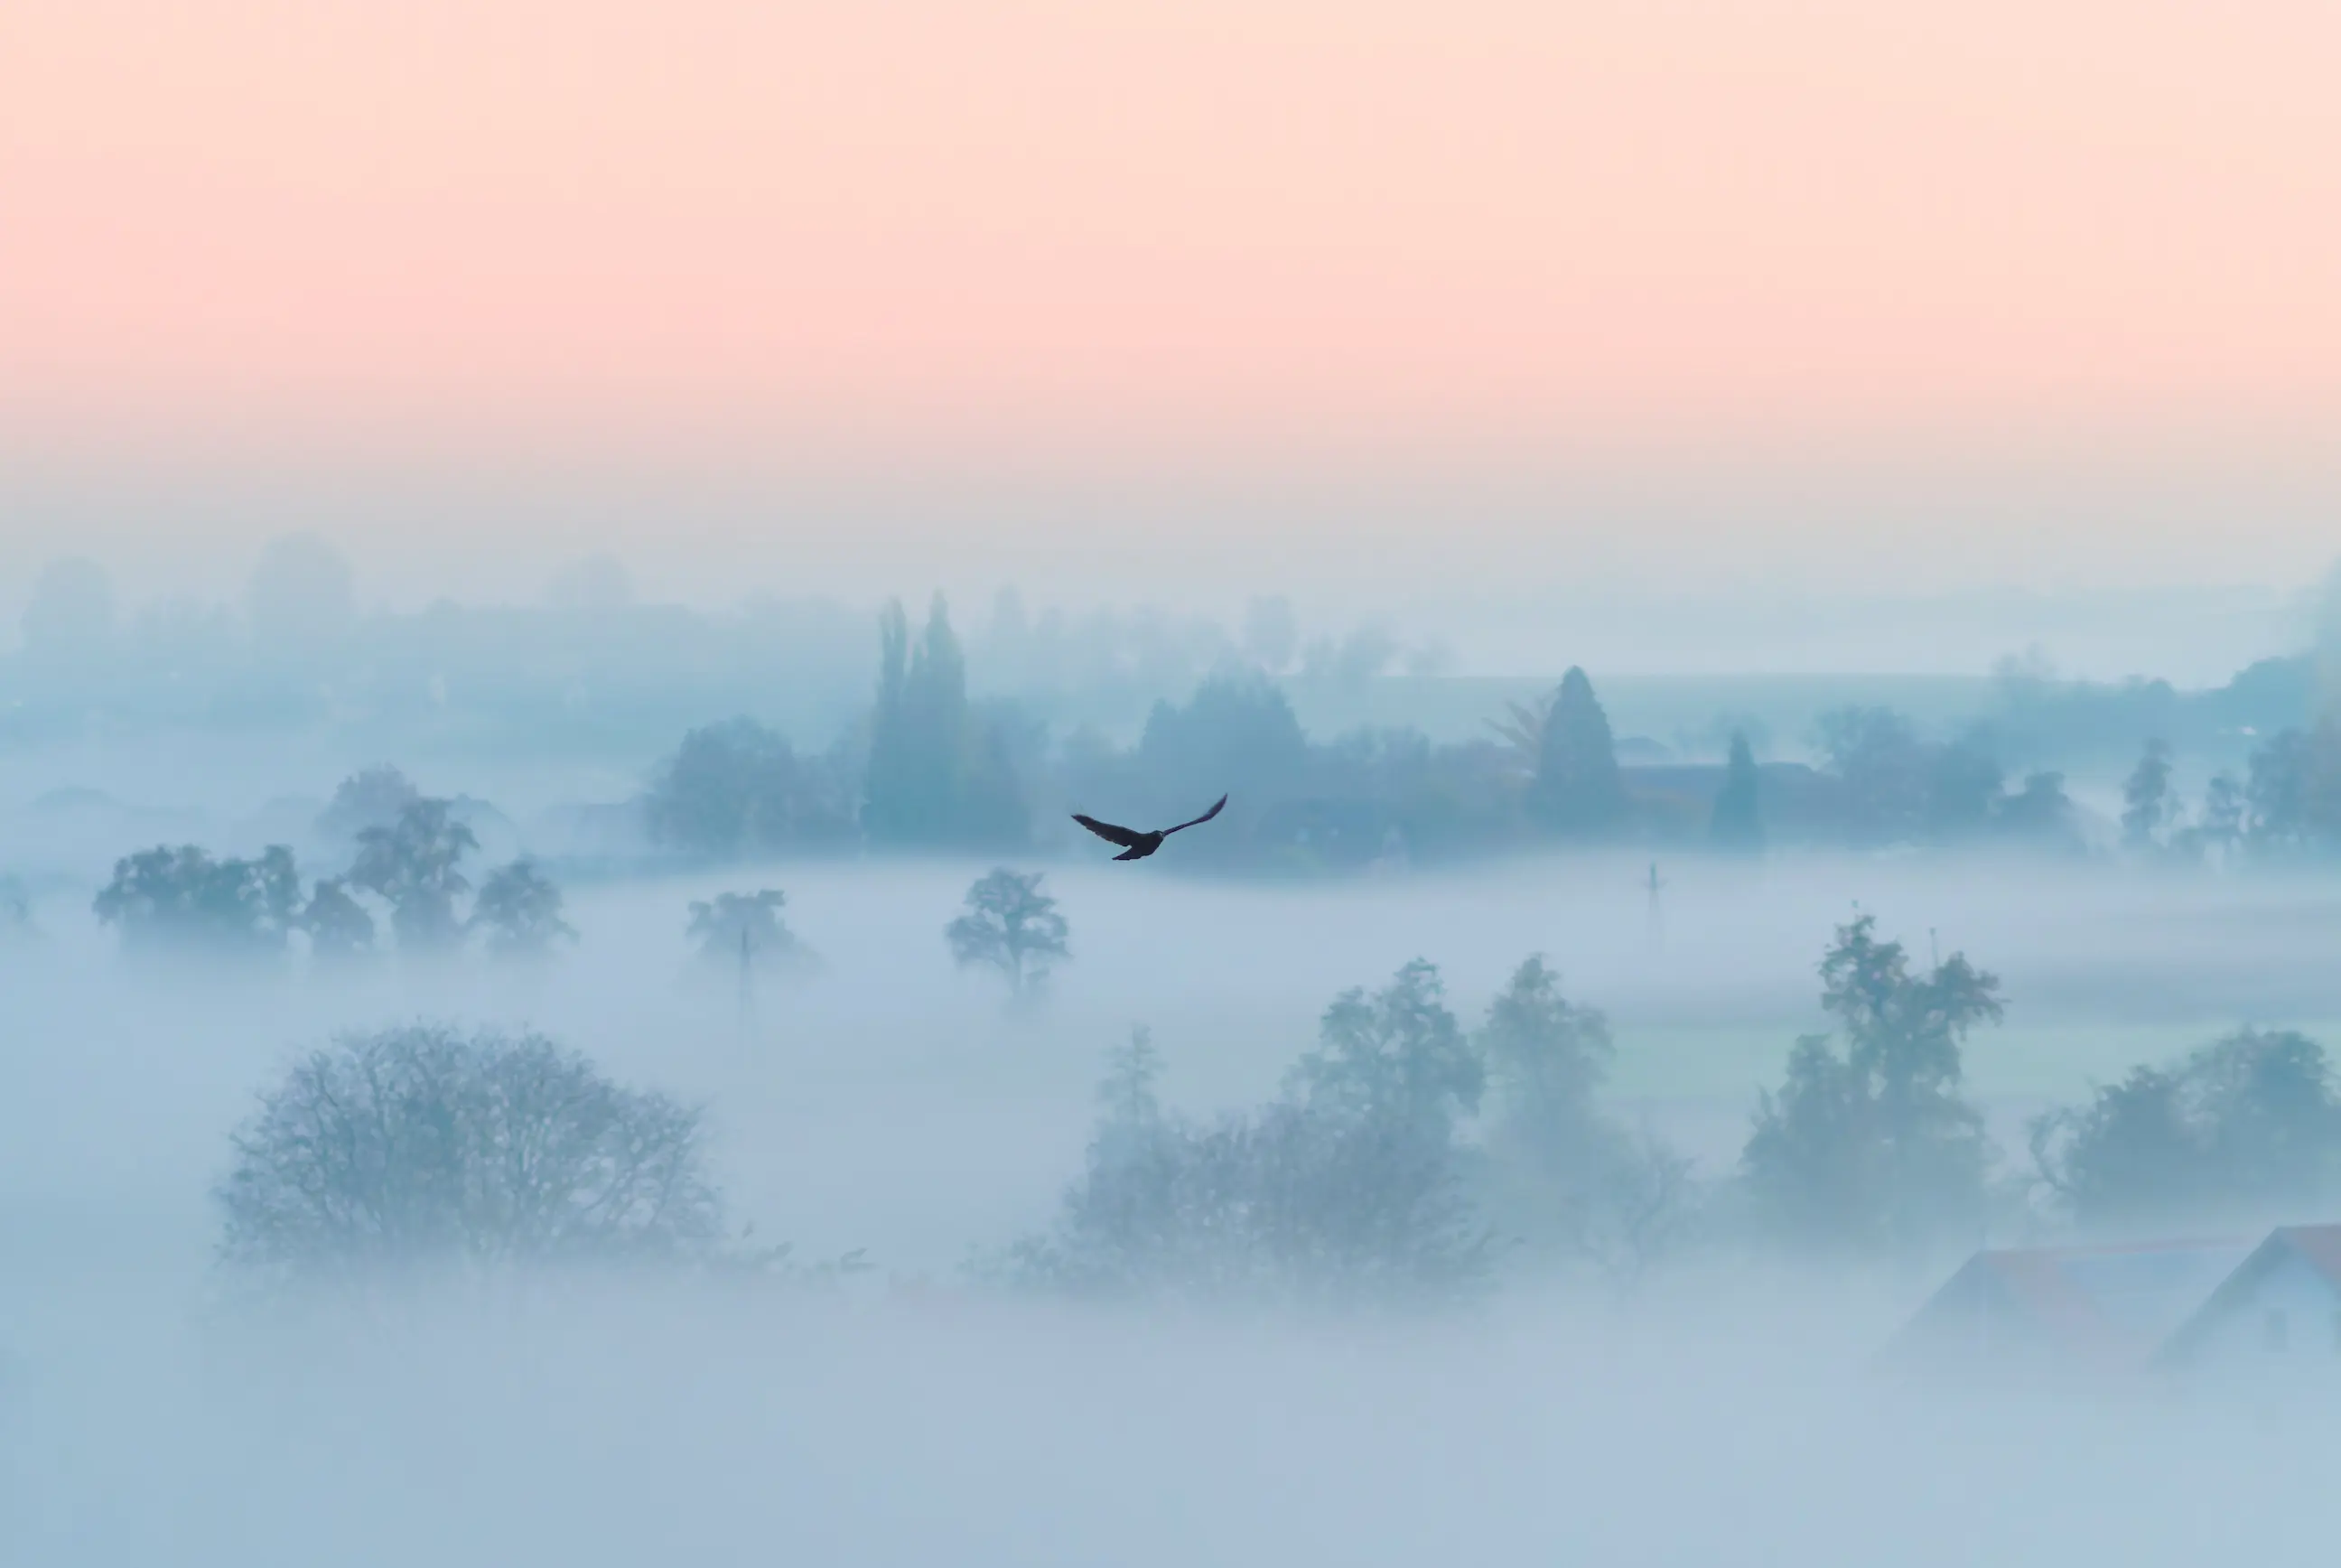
[1923,740,2005,841]
[1707,732,1764,853]
[217,1025,723,1282]
[2244,722,2341,855]
[2033,1028,2341,1234]
[93,844,303,957]
[1528,667,1626,836]
[863,595,1029,849]
[298,877,377,961]
[1994,770,2082,852]
[2122,739,2175,852]
[644,718,852,858]
[470,858,577,960]
[1815,706,1927,844]
[1134,670,1309,835]
[350,798,478,954]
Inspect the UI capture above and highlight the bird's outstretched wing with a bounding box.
[1072,813,1146,848]
[1164,794,1229,835]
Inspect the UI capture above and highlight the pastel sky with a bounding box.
[5,0,2340,603]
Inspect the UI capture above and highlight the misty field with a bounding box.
[6,848,2341,1565]
[9,852,2341,1269]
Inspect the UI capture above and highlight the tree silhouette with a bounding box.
[317,764,423,845]
[946,868,1069,1002]
[1528,667,1626,836]
[1287,957,1482,1141]
[686,889,814,975]
[1995,770,2081,851]
[298,877,377,962]
[93,844,303,958]
[645,718,851,857]
[2122,739,2175,852]
[864,595,1027,848]
[1479,955,1614,1174]
[2032,1029,2341,1233]
[217,1024,722,1283]
[1814,705,1927,844]
[470,858,577,960]
[1741,915,2002,1255]
[350,798,478,955]
[1708,731,1764,852]
[999,1019,1491,1307]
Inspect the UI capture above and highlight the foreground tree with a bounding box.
[216,1024,723,1283]
[996,1018,1490,1308]
[470,858,577,961]
[1479,956,1614,1181]
[1288,957,1482,1140]
[93,844,303,958]
[1740,915,2003,1257]
[2031,1028,2341,1234]
[946,868,1069,1003]
[1477,956,1697,1285]
[350,798,478,955]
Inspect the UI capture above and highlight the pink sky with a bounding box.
[5,1,2341,606]
[7,0,2340,452]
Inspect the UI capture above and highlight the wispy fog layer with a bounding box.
[13,1278,2337,1568]
[7,850,2341,1564]
[2,549,2338,1567]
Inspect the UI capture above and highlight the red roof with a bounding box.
[1880,1235,2255,1376]
[2274,1223,2341,1290]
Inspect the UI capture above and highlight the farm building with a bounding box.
[1874,1236,2255,1382]
[2154,1224,2341,1377]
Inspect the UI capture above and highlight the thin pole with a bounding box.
[739,924,754,1034]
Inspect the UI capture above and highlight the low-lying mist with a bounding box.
[7,851,2341,1563]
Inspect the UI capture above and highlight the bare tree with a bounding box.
[216,1024,723,1284]
[946,868,1069,1003]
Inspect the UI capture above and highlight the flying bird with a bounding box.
[1071,794,1228,861]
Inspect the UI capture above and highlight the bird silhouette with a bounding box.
[1071,794,1228,861]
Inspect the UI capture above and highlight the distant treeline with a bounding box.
[2,540,2320,775]
[630,595,2340,872]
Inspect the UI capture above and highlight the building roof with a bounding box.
[1877,1236,2256,1376]
[2153,1223,2341,1367]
